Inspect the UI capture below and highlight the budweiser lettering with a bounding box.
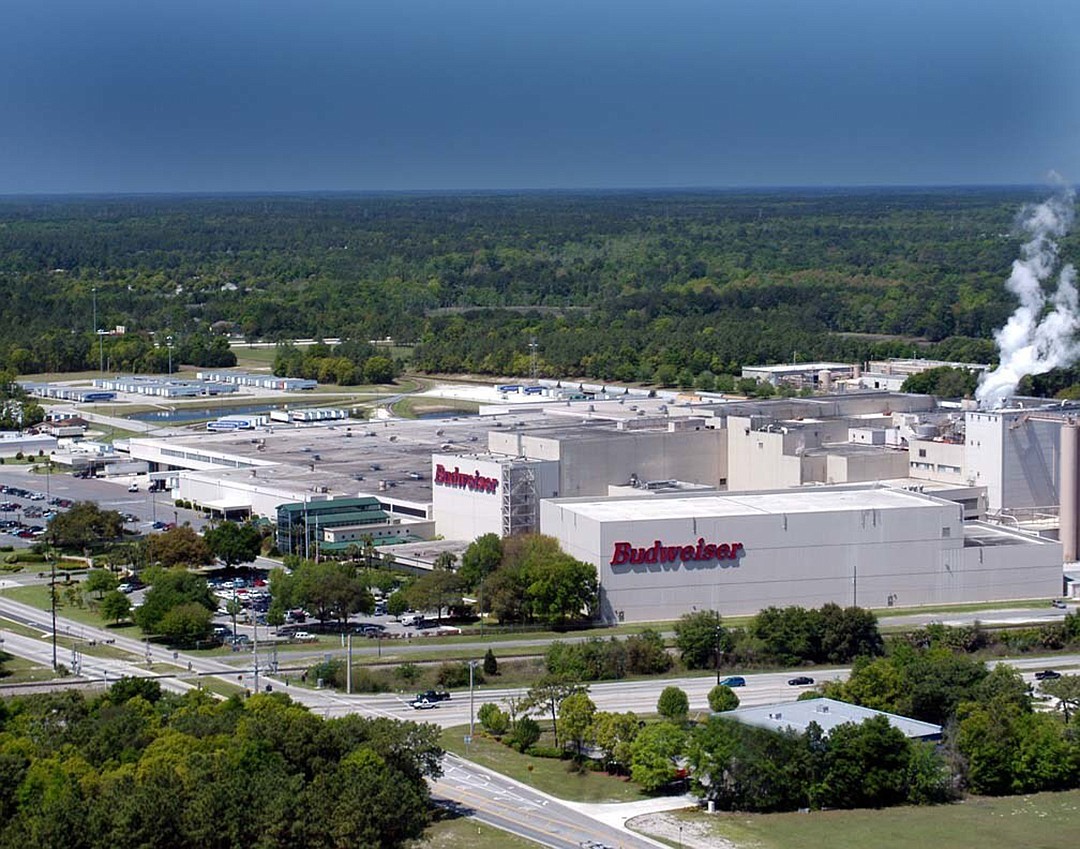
[434,463,498,494]
[609,538,743,572]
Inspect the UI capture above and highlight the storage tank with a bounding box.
[1060,421,1079,562]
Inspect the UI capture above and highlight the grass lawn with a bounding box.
[877,598,1057,620]
[0,654,61,685]
[635,791,1080,849]
[409,809,542,849]
[0,583,140,634]
[393,397,481,419]
[197,676,248,699]
[440,725,647,804]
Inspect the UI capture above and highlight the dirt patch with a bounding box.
[627,812,738,849]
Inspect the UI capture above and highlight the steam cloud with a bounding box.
[976,186,1079,408]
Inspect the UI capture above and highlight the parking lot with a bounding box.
[0,467,208,546]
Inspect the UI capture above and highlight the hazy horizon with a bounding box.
[3,1,1077,195]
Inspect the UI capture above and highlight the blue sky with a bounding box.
[2,0,1078,193]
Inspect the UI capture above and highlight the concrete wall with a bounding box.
[827,450,909,484]
[909,440,966,484]
[491,427,726,496]
[726,417,810,490]
[541,493,1061,623]
[431,454,506,540]
[966,412,1062,510]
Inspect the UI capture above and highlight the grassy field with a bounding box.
[393,397,481,418]
[0,583,140,635]
[635,791,1080,849]
[440,725,646,804]
[409,809,542,849]
[0,654,61,684]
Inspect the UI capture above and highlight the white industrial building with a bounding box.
[540,484,1062,623]
[116,383,1078,603]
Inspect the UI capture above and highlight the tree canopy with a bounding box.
[0,682,442,849]
[203,521,262,567]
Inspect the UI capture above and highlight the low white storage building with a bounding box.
[540,484,1062,623]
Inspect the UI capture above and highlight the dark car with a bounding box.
[718,676,746,688]
[1035,670,1062,681]
[415,690,451,703]
[788,676,815,686]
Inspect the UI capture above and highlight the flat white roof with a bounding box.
[724,698,942,739]
[548,485,940,523]
[744,362,853,373]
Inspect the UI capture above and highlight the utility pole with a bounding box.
[50,545,57,671]
[253,620,259,693]
[468,660,480,745]
[346,633,353,695]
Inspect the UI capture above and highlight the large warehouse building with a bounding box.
[540,484,1062,623]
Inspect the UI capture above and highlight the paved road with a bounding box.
[434,753,673,849]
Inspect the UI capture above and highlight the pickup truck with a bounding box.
[415,690,451,704]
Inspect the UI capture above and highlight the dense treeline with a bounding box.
[0,188,1071,384]
[0,680,442,849]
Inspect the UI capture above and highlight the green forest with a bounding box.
[0,680,442,849]
[0,188,1073,383]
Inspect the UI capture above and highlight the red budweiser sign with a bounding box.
[609,538,743,572]
[434,463,499,494]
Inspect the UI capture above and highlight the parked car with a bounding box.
[1035,669,1062,681]
[718,676,746,688]
[117,583,135,594]
[291,631,316,641]
[788,676,815,686]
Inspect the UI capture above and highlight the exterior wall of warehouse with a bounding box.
[909,440,967,484]
[489,427,726,496]
[726,419,809,490]
[966,412,1061,510]
[556,428,724,496]
[431,455,506,539]
[431,454,559,540]
[540,494,1062,623]
[826,450,909,484]
[176,474,285,517]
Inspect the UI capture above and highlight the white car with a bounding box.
[127,483,139,492]
[291,631,316,641]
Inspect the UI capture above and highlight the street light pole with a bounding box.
[166,336,173,376]
[50,544,57,671]
[468,660,480,742]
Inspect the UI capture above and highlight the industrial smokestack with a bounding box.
[977,185,1079,408]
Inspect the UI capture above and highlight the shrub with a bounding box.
[310,659,346,689]
[396,662,420,684]
[478,702,509,735]
[351,668,390,694]
[483,648,498,676]
[708,685,740,712]
[657,686,690,722]
[507,716,541,752]
[436,662,483,689]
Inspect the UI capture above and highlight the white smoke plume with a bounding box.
[976,186,1079,408]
